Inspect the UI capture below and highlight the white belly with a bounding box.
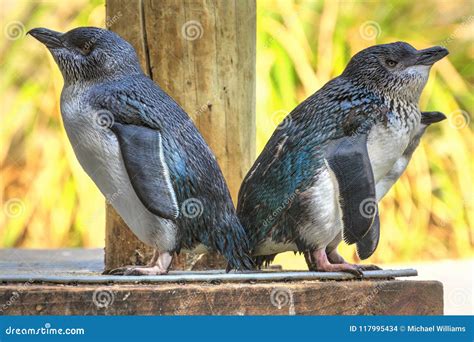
[300,164,343,249]
[367,123,411,183]
[61,103,176,251]
[254,163,343,255]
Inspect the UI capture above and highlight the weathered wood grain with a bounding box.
[0,250,443,315]
[0,280,443,315]
[104,0,256,271]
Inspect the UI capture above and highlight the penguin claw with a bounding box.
[356,264,382,271]
[343,265,364,278]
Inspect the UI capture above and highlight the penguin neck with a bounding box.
[60,60,144,88]
[358,82,421,104]
[62,70,143,88]
[345,70,424,105]
[347,78,421,132]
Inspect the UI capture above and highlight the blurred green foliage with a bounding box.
[1,0,472,267]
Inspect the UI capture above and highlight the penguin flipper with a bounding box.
[356,213,380,259]
[325,134,378,244]
[111,122,179,220]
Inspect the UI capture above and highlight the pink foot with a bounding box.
[105,251,173,276]
[327,249,381,271]
[310,249,363,277]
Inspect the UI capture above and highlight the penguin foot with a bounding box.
[318,262,365,277]
[104,251,173,276]
[326,249,382,272]
[309,249,364,277]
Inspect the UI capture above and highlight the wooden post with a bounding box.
[104,0,256,270]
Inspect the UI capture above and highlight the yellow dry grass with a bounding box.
[1,0,472,267]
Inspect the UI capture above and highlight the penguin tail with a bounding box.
[254,254,277,269]
[217,215,255,272]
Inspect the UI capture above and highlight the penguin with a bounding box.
[29,27,254,275]
[237,42,448,275]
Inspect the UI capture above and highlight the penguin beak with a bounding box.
[415,46,449,66]
[420,111,447,125]
[28,28,63,49]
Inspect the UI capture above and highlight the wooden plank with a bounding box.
[104,0,256,271]
[0,249,442,315]
[0,280,443,315]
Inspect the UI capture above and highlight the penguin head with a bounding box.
[29,27,142,84]
[342,42,448,100]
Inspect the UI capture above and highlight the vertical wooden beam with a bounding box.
[104,0,256,270]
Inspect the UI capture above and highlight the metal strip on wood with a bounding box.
[0,268,417,284]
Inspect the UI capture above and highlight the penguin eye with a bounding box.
[386,59,398,67]
[79,43,92,55]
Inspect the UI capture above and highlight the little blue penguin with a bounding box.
[237,42,448,275]
[29,27,254,275]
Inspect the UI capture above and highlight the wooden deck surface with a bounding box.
[0,249,443,315]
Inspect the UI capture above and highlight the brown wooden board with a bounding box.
[0,280,442,315]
